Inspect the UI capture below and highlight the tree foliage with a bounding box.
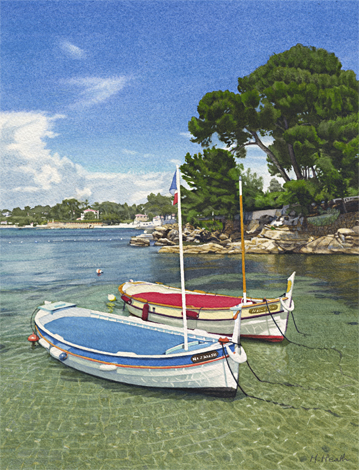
[180,147,265,224]
[268,178,283,192]
[143,193,173,217]
[50,199,82,221]
[2,199,147,225]
[188,44,358,207]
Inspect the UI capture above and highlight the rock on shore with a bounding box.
[130,215,359,255]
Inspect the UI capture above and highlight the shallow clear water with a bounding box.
[1,228,358,470]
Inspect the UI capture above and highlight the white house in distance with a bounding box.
[79,209,99,220]
[134,214,148,223]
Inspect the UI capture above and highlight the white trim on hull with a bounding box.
[125,302,289,341]
[49,346,239,391]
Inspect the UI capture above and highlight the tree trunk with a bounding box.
[283,118,303,180]
[311,167,318,181]
[286,143,303,179]
[251,131,290,182]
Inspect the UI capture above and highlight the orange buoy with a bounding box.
[96,269,103,275]
[27,333,39,343]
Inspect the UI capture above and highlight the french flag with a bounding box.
[169,171,178,205]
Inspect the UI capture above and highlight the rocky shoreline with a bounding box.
[130,212,359,255]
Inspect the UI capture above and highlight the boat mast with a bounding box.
[176,165,188,350]
[239,176,247,303]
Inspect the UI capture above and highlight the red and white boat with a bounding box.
[119,272,295,342]
[120,170,296,343]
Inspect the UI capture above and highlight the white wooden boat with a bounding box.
[32,301,247,397]
[119,272,295,342]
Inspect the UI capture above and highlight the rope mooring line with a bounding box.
[264,299,358,383]
[290,310,309,336]
[29,306,39,335]
[220,344,342,418]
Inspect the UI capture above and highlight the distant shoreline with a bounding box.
[0,224,135,230]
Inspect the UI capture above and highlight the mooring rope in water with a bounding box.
[220,342,342,417]
[264,299,358,383]
[29,306,39,335]
[277,291,310,336]
[245,358,325,391]
[290,310,309,336]
[227,338,326,391]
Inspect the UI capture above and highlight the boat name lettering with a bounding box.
[191,350,218,363]
[248,304,279,314]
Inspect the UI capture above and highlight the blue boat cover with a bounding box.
[45,317,211,355]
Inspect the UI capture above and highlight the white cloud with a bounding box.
[259,135,274,147]
[0,112,281,210]
[76,187,92,200]
[66,76,128,107]
[180,132,192,138]
[13,186,39,193]
[122,149,138,155]
[60,40,86,59]
[0,112,174,209]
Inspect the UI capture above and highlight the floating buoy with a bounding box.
[108,294,116,302]
[59,352,68,361]
[27,333,39,343]
[96,269,103,275]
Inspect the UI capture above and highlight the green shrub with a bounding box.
[307,208,340,226]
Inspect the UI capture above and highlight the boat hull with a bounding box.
[34,303,246,397]
[119,282,290,342]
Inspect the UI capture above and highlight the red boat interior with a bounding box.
[127,292,243,309]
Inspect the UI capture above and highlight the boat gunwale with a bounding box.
[37,304,221,338]
[35,308,227,360]
[36,328,234,369]
[118,284,288,312]
[119,282,287,311]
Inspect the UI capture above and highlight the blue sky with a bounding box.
[1,0,358,209]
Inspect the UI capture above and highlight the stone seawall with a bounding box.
[303,211,359,237]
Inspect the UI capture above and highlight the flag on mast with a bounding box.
[169,172,178,205]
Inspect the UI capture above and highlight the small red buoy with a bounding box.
[27,333,39,343]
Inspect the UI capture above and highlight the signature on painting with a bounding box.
[310,453,350,463]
